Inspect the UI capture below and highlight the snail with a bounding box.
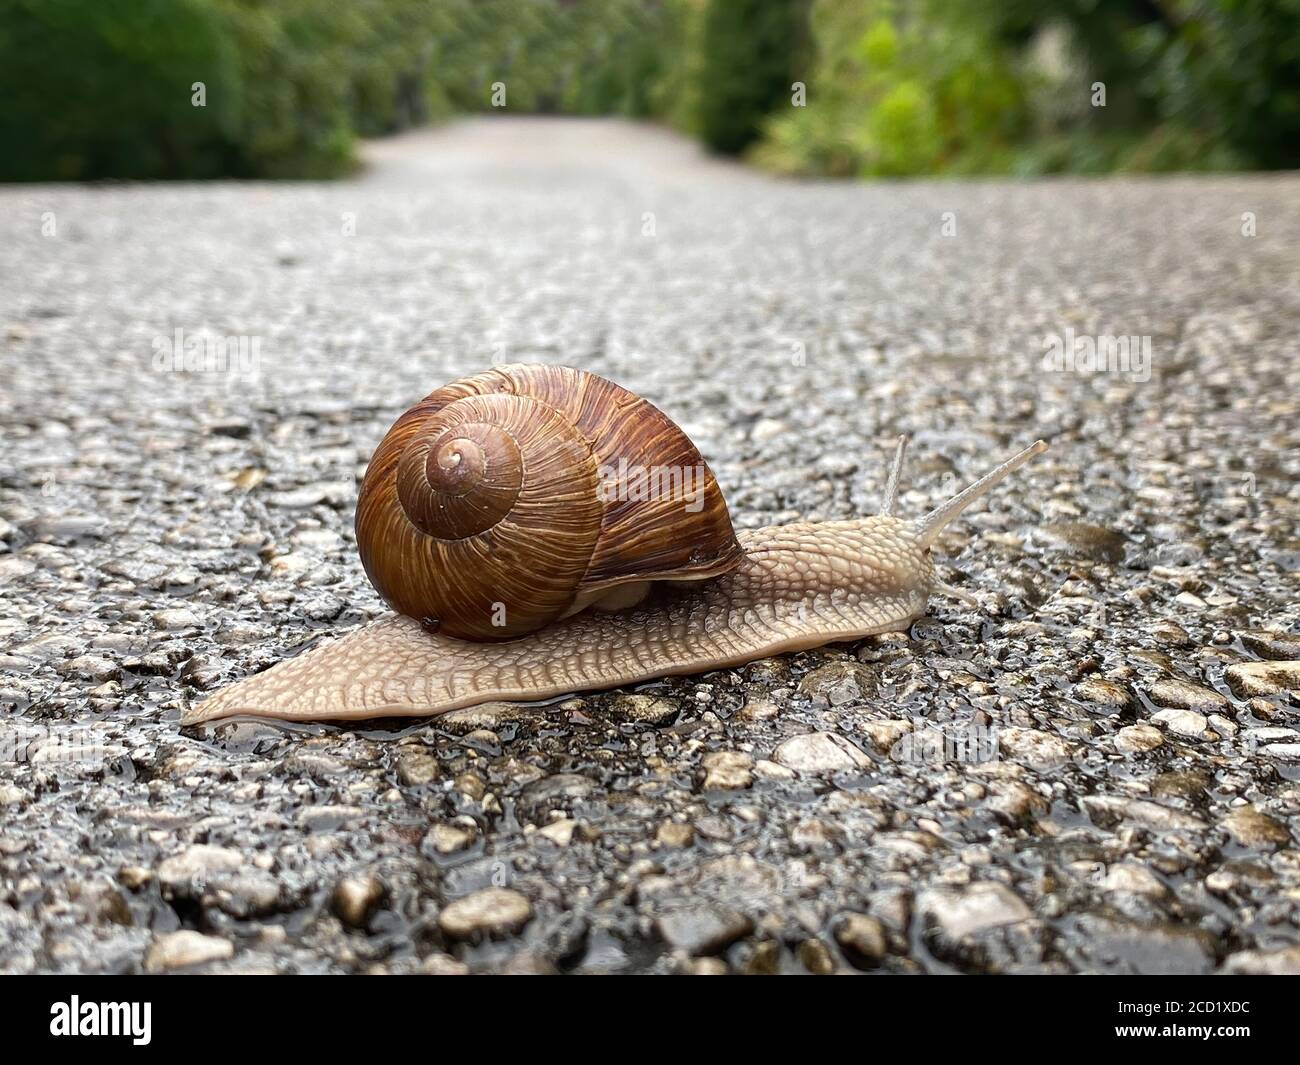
[183,364,1047,725]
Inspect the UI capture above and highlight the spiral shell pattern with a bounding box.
[356,365,743,640]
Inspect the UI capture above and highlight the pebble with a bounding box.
[1235,631,1300,661]
[610,693,679,726]
[701,750,754,789]
[656,906,752,955]
[59,655,120,682]
[537,819,577,846]
[143,931,234,972]
[1099,862,1168,897]
[996,727,1073,769]
[656,821,695,848]
[797,661,877,705]
[750,418,788,443]
[1032,522,1125,563]
[1221,806,1292,849]
[153,608,200,631]
[1114,724,1164,753]
[1081,796,1207,832]
[438,888,532,939]
[772,732,871,773]
[1073,676,1133,709]
[396,748,438,786]
[1147,678,1227,713]
[157,845,244,891]
[917,882,1032,940]
[425,824,476,854]
[859,718,913,752]
[834,913,887,963]
[332,875,385,927]
[1221,947,1300,975]
[1150,707,1209,738]
[1225,661,1300,698]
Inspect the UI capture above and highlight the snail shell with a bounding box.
[355,364,744,639]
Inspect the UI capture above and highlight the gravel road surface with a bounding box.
[2,117,1298,974]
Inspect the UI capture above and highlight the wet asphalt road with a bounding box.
[1,117,1298,974]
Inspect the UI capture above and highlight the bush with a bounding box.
[754,0,1029,177]
[0,0,681,181]
[0,0,241,180]
[753,0,1300,177]
[690,0,807,154]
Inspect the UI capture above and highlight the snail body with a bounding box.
[184,366,1047,725]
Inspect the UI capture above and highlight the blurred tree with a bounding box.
[0,0,241,180]
[691,0,809,154]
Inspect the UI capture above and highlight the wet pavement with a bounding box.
[1,117,1298,974]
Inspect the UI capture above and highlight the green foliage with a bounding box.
[754,0,1030,177]
[2,0,1294,180]
[0,0,677,180]
[0,0,241,180]
[689,0,806,154]
[753,0,1300,177]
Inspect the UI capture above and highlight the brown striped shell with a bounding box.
[355,365,744,640]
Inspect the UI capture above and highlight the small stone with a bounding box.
[1115,724,1164,753]
[537,819,577,846]
[1151,622,1192,647]
[733,699,779,723]
[752,758,795,780]
[22,514,107,545]
[153,608,199,631]
[834,913,887,963]
[208,871,282,918]
[420,953,471,975]
[1033,522,1125,563]
[144,931,233,972]
[997,727,1073,769]
[772,732,871,773]
[1262,744,1300,761]
[701,750,754,790]
[918,882,1032,940]
[751,417,787,443]
[799,938,835,975]
[440,702,536,733]
[798,661,877,705]
[860,719,912,753]
[610,693,680,726]
[1221,947,1300,975]
[1081,795,1207,832]
[425,823,475,854]
[1225,661,1300,699]
[1236,631,1300,661]
[656,906,752,955]
[157,845,243,892]
[1221,805,1292,849]
[1074,676,1133,709]
[438,888,532,939]
[1147,678,1227,713]
[1099,862,1168,897]
[396,748,438,786]
[59,655,120,682]
[454,772,487,801]
[656,821,695,848]
[1150,707,1209,738]
[332,875,385,927]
